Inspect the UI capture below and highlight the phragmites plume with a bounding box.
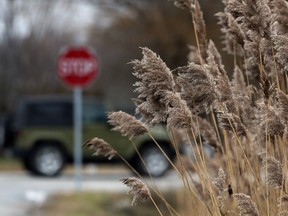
[187,45,202,65]
[121,177,151,206]
[270,0,288,35]
[174,0,206,37]
[194,117,221,150]
[205,40,236,113]
[206,40,226,76]
[276,88,288,125]
[212,167,226,194]
[217,111,247,137]
[273,35,288,75]
[231,66,247,97]
[82,137,116,160]
[174,0,207,61]
[278,194,288,207]
[239,0,271,39]
[176,63,215,114]
[190,0,207,59]
[233,193,259,216]
[107,111,148,139]
[131,47,175,126]
[258,103,285,144]
[173,0,193,11]
[259,69,276,103]
[216,11,245,55]
[164,92,192,129]
[258,153,285,189]
[220,0,273,78]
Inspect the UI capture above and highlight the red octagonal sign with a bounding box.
[58,47,98,87]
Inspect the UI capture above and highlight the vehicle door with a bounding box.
[82,101,133,158]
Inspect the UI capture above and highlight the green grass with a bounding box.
[29,191,178,216]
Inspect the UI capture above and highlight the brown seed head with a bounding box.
[233,193,259,216]
[176,63,215,114]
[258,153,284,189]
[121,177,151,206]
[108,111,148,139]
[195,117,221,150]
[278,194,288,207]
[173,0,193,10]
[82,137,116,160]
[164,92,192,129]
[276,88,288,125]
[212,167,226,194]
[258,103,285,144]
[217,111,247,137]
[131,47,175,125]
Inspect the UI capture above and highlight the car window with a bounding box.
[25,102,73,126]
[83,102,106,124]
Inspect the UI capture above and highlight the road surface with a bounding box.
[0,165,182,216]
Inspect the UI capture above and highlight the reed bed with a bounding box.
[83,0,288,215]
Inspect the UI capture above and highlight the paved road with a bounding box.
[0,165,181,216]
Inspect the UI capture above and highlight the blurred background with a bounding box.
[0,0,230,215]
[0,0,229,114]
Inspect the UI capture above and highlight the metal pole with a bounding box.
[73,86,83,190]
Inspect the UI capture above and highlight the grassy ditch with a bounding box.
[0,157,22,171]
[29,191,179,216]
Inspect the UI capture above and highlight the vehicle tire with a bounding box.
[135,143,172,177]
[28,143,66,177]
[22,157,33,172]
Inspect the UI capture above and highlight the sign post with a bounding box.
[58,47,98,190]
[73,86,82,190]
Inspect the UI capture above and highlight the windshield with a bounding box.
[82,102,106,124]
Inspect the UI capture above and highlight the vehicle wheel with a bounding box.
[29,143,66,177]
[22,157,33,172]
[135,144,171,177]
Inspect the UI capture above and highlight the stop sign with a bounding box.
[58,47,98,87]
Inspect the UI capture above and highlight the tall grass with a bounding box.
[83,0,288,215]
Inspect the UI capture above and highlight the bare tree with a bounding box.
[87,0,195,110]
[0,0,96,112]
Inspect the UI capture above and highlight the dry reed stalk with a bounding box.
[152,130,214,216]
[195,116,221,151]
[218,112,266,199]
[174,0,207,64]
[129,140,178,216]
[84,0,288,214]
[185,127,222,215]
[217,111,247,137]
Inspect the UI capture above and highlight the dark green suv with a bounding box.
[12,96,174,177]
